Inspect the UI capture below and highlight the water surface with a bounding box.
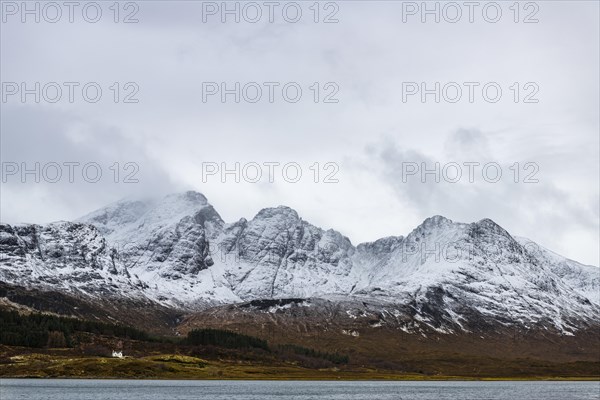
[1,379,599,400]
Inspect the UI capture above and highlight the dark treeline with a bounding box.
[184,328,349,365]
[2,311,350,367]
[185,328,269,351]
[0,310,150,348]
[276,343,349,364]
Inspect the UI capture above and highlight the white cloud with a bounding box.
[1,1,598,265]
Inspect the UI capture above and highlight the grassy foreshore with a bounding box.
[1,352,598,381]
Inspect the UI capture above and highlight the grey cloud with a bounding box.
[0,1,597,265]
[370,131,599,264]
[1,105,178,223]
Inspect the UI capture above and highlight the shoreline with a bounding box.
[3,375,599,381]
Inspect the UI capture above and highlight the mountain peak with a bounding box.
[471,218,511,238]
[408,215,455,236]
[422,215,453,226]
[167,190,208,204]
[254,206,300,221]
[475,217,499,226]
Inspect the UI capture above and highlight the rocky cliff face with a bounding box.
[216,206,356,300]
[1,191,598,335]
[0,221,142,298]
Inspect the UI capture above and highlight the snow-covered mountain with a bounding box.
[1,191,598,334]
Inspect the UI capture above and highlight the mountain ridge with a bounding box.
[1,190,598,337]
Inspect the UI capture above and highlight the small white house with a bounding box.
[112,350,124,358]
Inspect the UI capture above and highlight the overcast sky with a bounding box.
[1,1,599,265]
